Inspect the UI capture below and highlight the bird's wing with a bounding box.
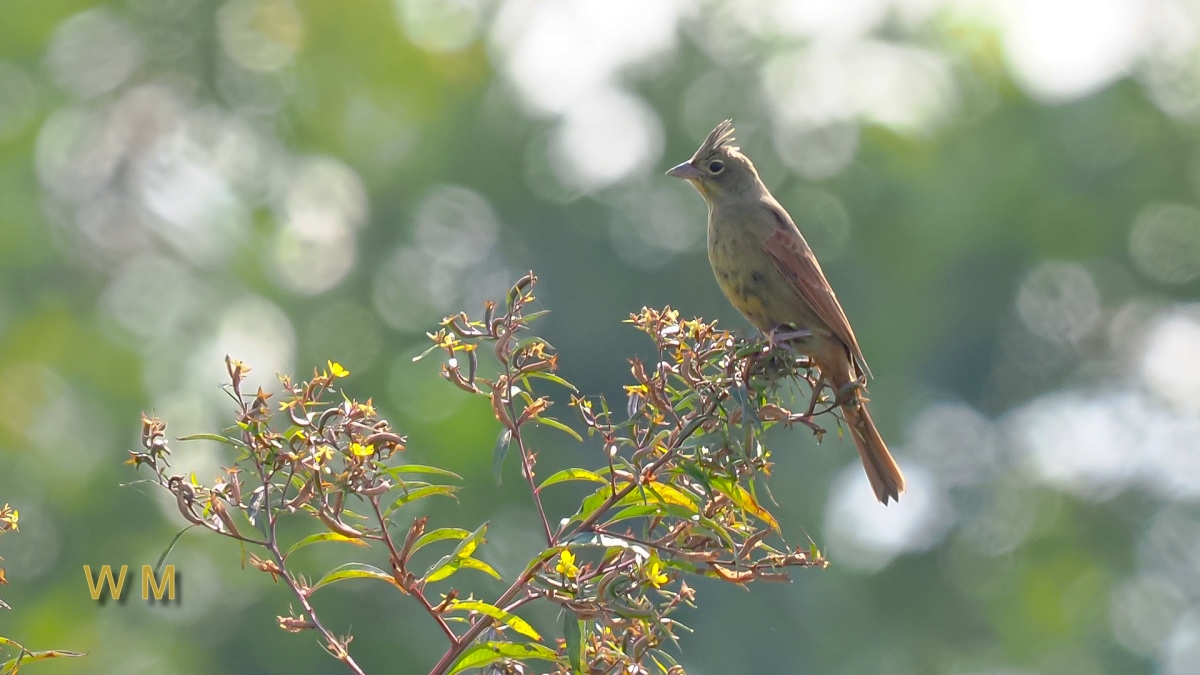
[761,201,872,378]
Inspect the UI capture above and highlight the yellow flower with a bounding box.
[555,549,579,579]
[0,503,17,533]
[349,441,373,458]
[429,330,459,350]
[313,446,335,465]
[645,559,669,588]
[355,399,377,416]
[328,361,349,378]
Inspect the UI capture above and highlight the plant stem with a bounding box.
[575,408,711,535]
[513,424,553,545]
[427,564,543,675]
[369,499,458,643]
[260,466,367,675]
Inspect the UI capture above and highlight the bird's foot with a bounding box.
[834,380,867,408]
[764,325,812,350]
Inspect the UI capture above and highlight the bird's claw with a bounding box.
[764,325,812,350]
[835,380,867,407]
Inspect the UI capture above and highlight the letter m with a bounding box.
[142,565,175,600]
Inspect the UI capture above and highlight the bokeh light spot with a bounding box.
[44,8,143,99]
[993,0,1143,103]
[906,402,1000,488]
[395,0,487,53]
[1136,506,1200,601]
[374,185,510,331]
[1016,261,1101,345]
[1140,306,1200,414]
[1166,610,1200,675]
[1130,202,1200,285]
[825,463,954,572]
[549,89,664,193]
[1110,574,1189,656]
[1010,391,1135,500]
[190,296,296,397]
[270,156,367,295]
[490,0,684,115]
[218,0,304,73]
[607,185,705,269]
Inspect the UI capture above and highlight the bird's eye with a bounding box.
[708,160,724,174]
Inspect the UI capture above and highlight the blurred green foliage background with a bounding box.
[2,0,1200,673]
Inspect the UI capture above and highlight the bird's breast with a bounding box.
[706,208,828,338]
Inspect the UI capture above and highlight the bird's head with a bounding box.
[666,120,763,203]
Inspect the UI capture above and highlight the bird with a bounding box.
[666,120,905,505]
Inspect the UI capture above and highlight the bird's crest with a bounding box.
[696,119,738,157]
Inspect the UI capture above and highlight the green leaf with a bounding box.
[523,371,578,392]
[154,525,194,576]
[381,464,462,480]
[493,429,512,487]
[570,481,699,525]
[565,615,584,673]
[411,341,442,362]
[177,433,245,447]
[729,382,748,411]
[389,484,460,510]
[285,531,370,559]
[456,557,503,581]
[411,527,470,555]
[640,481,700,510]
[565,531,650,558]
[446,642,561,675]
[659,556,700,575]
[710,477,779,532]
[538,468,607,489]
[448,600,541,640]
[309,562,397,594]
[531,416,583,442]
[572,486,612,524]
[518,545,565,581]
[603,502,697,525]
[680,462,712,497]
[514,335,554,353]
[424,522,487,583]
[381,479,432,490]
[1,648,86,672]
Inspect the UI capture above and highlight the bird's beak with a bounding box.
[666,161,701,181]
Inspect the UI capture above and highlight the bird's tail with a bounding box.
[841,398,905,505]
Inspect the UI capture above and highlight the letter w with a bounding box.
[84,565,128,600]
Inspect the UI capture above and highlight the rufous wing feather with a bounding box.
[761,202,871,378]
